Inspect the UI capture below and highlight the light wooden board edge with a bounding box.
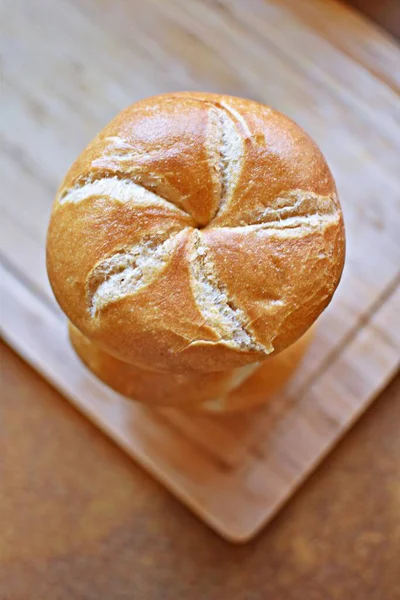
[1,261,399,542]
[2,263,277,541]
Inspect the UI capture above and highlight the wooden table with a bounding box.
[1,0,400,596]
[1,341,399,598]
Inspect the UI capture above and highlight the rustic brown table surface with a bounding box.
[1,341,399,598]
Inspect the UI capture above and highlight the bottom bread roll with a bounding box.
[69,323,313,412]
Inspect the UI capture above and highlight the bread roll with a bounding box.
[47,92,345,380]
[69,322,312,411]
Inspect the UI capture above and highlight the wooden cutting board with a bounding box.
[1,0,399,542]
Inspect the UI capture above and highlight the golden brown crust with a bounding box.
[69,323,253,408]
[47,92,345,374]
[69,323,312,411]
[203,215,345,354]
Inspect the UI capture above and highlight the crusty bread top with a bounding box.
[46,92,345,373]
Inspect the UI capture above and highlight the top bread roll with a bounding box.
[47,92,345,374]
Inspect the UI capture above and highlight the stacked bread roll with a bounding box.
[47,92,345,411]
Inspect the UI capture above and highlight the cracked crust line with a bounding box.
[217,107,245,219]
[87,229,187,317]
[205,188,341,233]
[161,93,251,223]
[169,93,254,138]
[209,211,341,238]
[189,230,272,354]
[207,105,245,221]
[247,190,339,224]
[57,175,191,218]
[218,100,254,138]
